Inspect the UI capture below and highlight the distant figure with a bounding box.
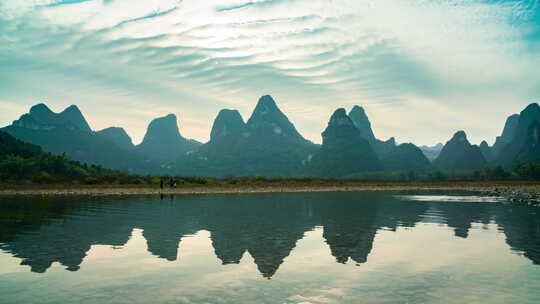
[173,182,177,188]
[160,179,164,190]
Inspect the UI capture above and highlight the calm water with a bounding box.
[1,192,540,304]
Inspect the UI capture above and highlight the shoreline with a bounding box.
[1,181,540,204]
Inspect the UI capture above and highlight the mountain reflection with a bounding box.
[1,192,539,278]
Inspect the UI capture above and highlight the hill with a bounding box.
[0,130,117,183]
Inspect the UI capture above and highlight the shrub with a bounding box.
[32,171,56,184]
[84,176,99,185]
[150,177,161,185]
[194,177,211,185]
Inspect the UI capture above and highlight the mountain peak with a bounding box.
[492,113,520,158]
[63,104,81,111]
[18,103,91,132]
[61,105,84,118]
[434,130,475,170]
[452,130,468,141]
[250,95,280,119]
[329,108,354,127]
[258,95,277,106]
[323,108,364,143]
[307,108,380,177]
[29,103,56,123]
[143,114,182,143]
[60,105,92,132]
[500,114,520,139]
[523,103,540,113]
[495,104,540,165]
[246,95,306,142]
[137,113,201,162]
[210,109,245,142]
[348,105,376,144]
[29,103,53,115]
[350,105,366,115]
[519,103,540,123]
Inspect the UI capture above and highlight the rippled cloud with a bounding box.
[1,0,539,145]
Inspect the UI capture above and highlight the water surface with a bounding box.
[1,192,540,303]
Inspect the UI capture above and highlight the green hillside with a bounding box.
[0,131,121,184]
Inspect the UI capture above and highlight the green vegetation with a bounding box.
[0,131,120,184]
[346,166,514,182]
[514,162,540,180]
[2,130,540,186]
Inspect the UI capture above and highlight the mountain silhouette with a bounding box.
[497,103,540,166]
[492,114,520,159]
[12,103,91,132]
[434,131,487,171]
[2,104,151,172]
[173,95,318,177]
[246,95,308,143]
[136,114,201,163]
[381,143,434,173]
[479,140,493,162]
[420,143,444,161]
[348,105,377,145]
[195,109,247,159]
[210,109,246,144]
[307,108,381,177]
[348,105,397,154]
[2,99,538,176]
[511,121,540,165]
[96,127,134,151]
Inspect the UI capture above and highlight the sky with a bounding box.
[1,0,539,146]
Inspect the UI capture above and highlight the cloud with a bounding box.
[1,0,539,145]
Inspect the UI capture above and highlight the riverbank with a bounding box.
[1,181,540,204]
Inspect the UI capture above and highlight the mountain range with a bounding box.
[2,96,539,177]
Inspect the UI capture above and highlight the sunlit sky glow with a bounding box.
[1,0,539,145]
